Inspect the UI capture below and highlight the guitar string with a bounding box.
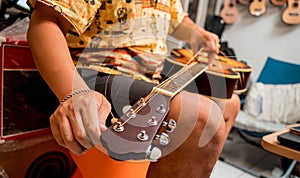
[105,48,250,127]
[118,49,204,127]
[186,49,252,88]
[119,62,197,126]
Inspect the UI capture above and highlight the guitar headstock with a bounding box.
[100,93,175,161]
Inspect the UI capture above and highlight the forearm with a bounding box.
[170,16,206,44]
[27,3,88,101]
[170,16,219,64]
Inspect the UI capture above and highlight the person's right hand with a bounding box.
[50,90,111,154]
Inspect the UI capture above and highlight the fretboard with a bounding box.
[154,62,208,97]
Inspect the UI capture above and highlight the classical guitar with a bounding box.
[220,0,239,24]
[100,56,208,161]
[249,0,267,16]
[270,0,288,6]
[167,48,252,98]
[282,0,300,24]
[238,0,251,5]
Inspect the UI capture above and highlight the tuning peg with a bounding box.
[156,132,170,146]
[147,146,162,162]
[167,119,177,132]
[137,130,149,141]
[148,116,158,126]
[162,119,177,133]
[126,108,136,118]
[113,121,124,132]
[156,104,166,114]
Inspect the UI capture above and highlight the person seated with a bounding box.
[27,0,240,177]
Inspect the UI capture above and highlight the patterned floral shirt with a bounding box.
[27,0,188,81]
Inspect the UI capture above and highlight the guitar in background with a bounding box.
[249,0,267,16]
[238,0,251,5]
[168,48,252,97]
[220,0,239,24]
[282,0,300,24]
[270,0,287,6]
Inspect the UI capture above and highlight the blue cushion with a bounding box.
[257,57,300,84]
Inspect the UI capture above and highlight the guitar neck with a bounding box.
[154,62,208,98]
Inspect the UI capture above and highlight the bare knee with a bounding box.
[197,97,226,148]
[168,91,226,148]
[147,92,226,178]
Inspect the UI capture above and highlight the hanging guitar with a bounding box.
[166,48,252,99]
[282,0,300,24]
[100,53,208,161]
[220,0,239,24]
[249,0,267,16]
[270,0,287,6]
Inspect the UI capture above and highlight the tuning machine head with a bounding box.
[155,132,170,146]
[163,119,177,133]
[146,146,162,162]
[113,121,125,132]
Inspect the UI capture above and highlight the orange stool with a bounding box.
[70,147,150,178]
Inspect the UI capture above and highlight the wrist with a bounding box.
[60,88,92,103]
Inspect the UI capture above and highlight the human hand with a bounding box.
[50,90,111,154]
[189,28,220,65]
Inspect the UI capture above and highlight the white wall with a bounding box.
[220,1,300,80]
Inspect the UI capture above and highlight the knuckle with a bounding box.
[67,103,74,111]
[64,135,75,146]
[76,132,87,141]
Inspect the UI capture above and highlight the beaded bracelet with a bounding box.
[61,89,92,103]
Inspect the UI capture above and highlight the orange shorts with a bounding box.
[70,147,150,178]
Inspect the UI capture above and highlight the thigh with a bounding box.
[159,90,224,157]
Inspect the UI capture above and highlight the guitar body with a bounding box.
[270,0,287,6]
[282,0,300,24]
[239,0,251,5]
[168,48,252,98]
[220,0,239,24]
[249,0,267,16]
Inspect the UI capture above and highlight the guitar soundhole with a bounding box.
[293,2,298,8]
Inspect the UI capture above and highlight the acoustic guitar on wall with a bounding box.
[220,0,239,24]
[282,0,300,24]
[270,0,288,6]
[249,0,267,16]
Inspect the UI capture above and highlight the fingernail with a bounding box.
[100,124,107,131]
